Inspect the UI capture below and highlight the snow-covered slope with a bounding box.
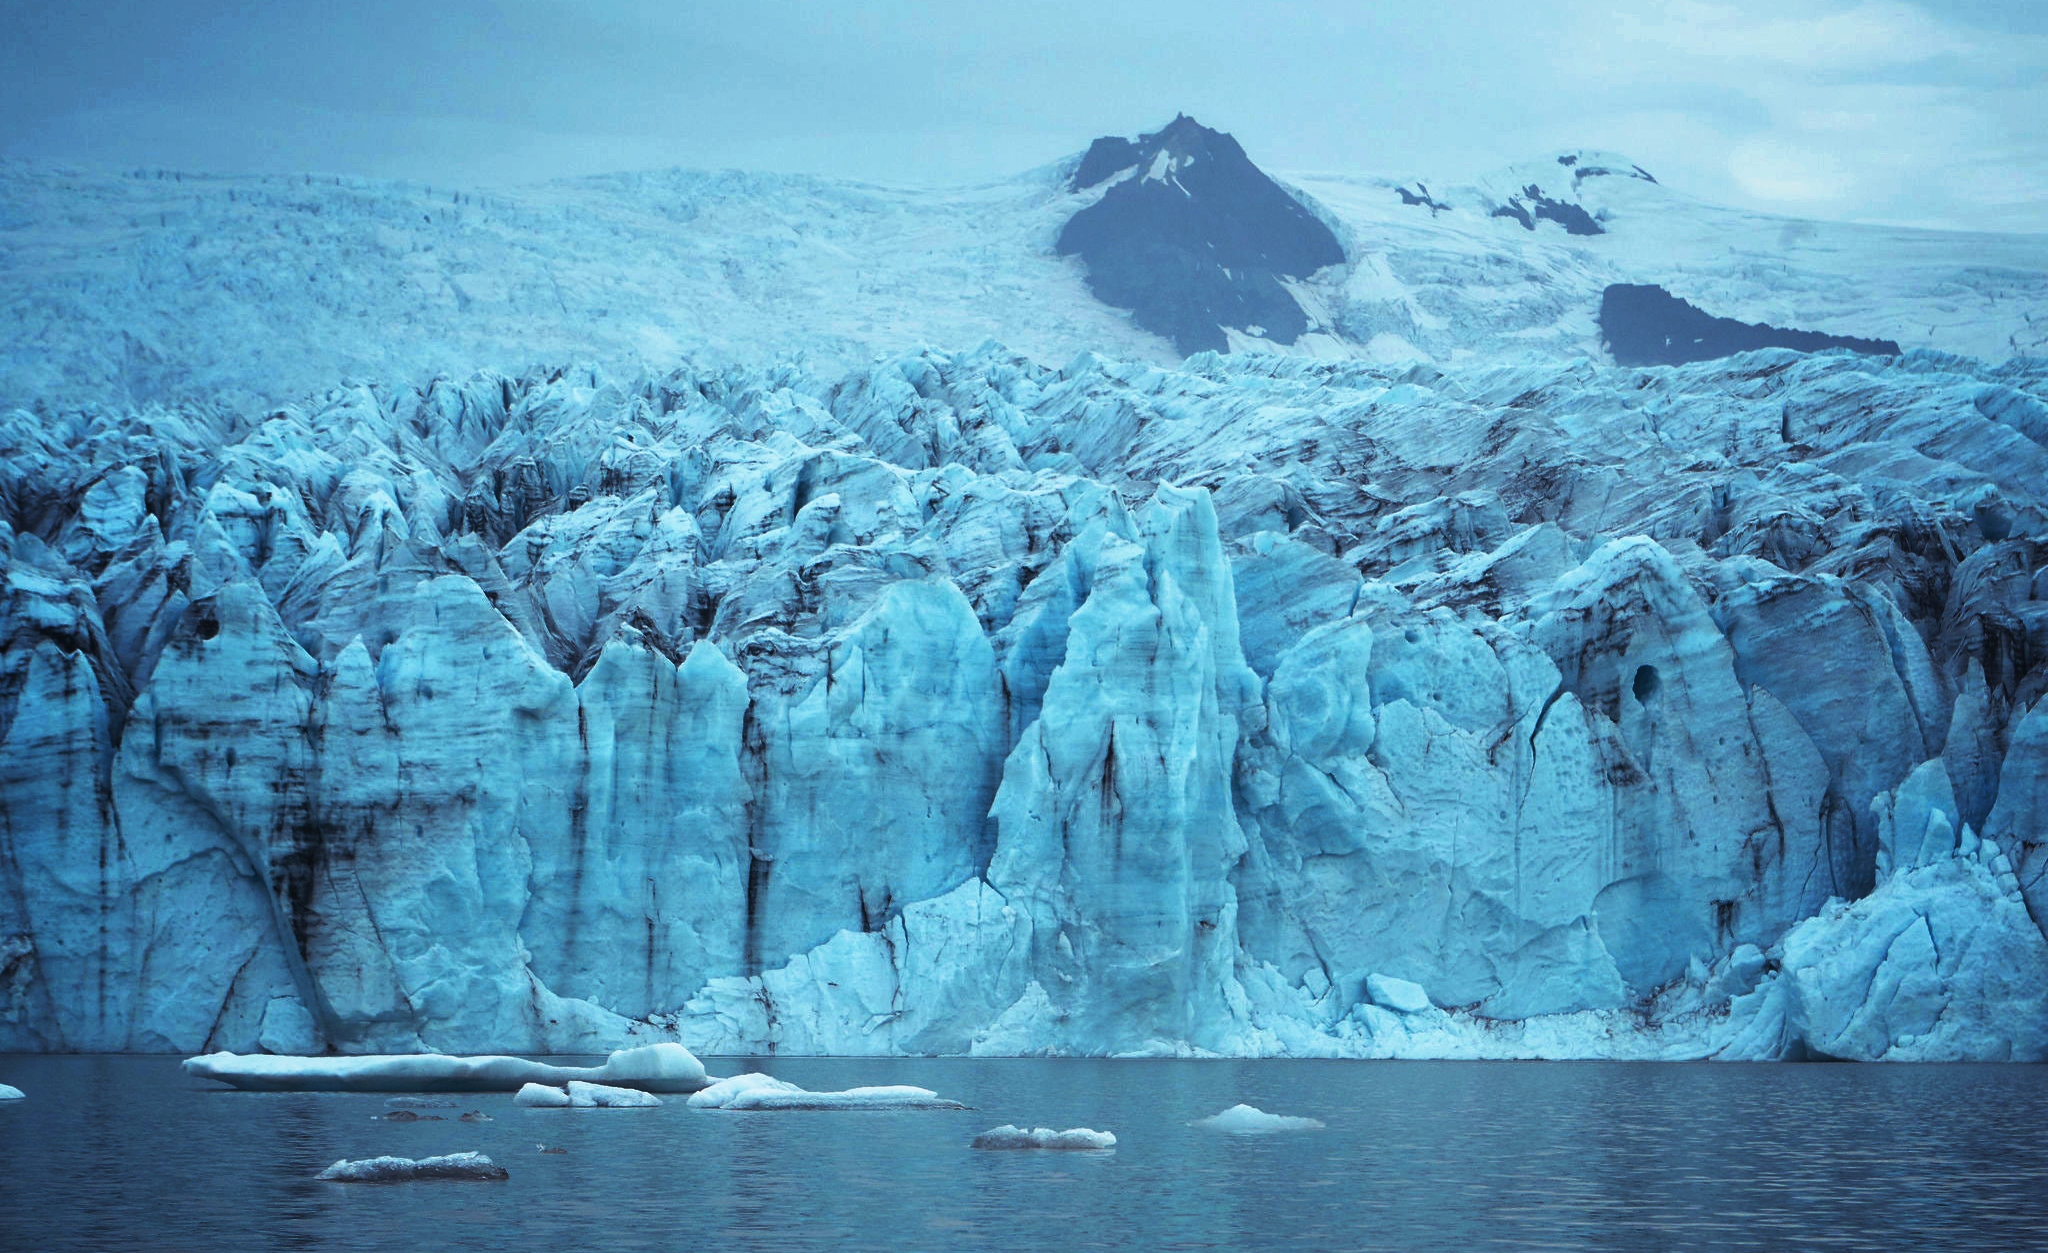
[1298,150,2048,365]
[2,138,2044,414]
[4,343,2045,1060]
[0,161,1170,410]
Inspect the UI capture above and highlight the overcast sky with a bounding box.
[2,0,2043,232]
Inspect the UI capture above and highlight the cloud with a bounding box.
[1617,0,1977,72]
[0,0,2042,232]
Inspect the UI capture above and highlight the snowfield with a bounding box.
[1,145,2042,412]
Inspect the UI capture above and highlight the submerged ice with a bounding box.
[2,343,2046,1062]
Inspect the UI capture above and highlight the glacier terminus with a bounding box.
[1,118,2046,1065]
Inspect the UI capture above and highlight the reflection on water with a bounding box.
[2,1055,2046,1252]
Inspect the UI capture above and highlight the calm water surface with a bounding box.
[2,1055,2045,1252]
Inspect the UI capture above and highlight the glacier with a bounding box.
[2,339,2044,1061]
[4,143,2044,414]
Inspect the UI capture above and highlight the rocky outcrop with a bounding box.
[2,344,2043,1058]
[1602,284,1903,368]
[1057,115,1345,355]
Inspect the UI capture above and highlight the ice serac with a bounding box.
[3,342,2045,1060]
[1057,115,1345,355]
[987,485,1260,1053]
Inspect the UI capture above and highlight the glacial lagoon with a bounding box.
[3,1056,2046,1252]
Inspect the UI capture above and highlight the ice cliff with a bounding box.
[3,344,2045,1060]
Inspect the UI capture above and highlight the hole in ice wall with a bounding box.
[1976,501,2013,543]
[1632,664,1661,705]
[195,614,220,641]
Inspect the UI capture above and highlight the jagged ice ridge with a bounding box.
[2,342,2046,1060]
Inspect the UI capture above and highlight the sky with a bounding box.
[1,0,2043,233]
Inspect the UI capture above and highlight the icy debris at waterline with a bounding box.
[515,1081,662,1108]
[183,1044,706,1093]
[0,1084,22,1101]
[972,1125,1117,1151]
[1194,1105,1325,1133]
[689,1074,966,1110]
[315,1152,508,1183]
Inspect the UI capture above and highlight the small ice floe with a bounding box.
[184,1042,706,1094]
[315,1152,507,1182]
[376,1109,444,1122]
[0,1084,23,1101]
[971,1125,1116,1151]
[537,1144,567,1155]
[689,1074,964,1111]
[459,1111,492,1122]
[385,1096,458,1109]
[514,1081,661,1108]
[685,1073,802,1108]
[1192,1104,1324,1133]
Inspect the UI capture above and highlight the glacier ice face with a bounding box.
[1716,831,2048,1062]
[3,343,2045,1060]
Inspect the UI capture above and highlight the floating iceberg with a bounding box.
[971,1125,1116,1150]
[1193,1104,1324,1133]
[690,1076,965,1110]
[0,1084,22,1101]
[515,1081,661,1108]
[315,1152,508,1182]
[686,1073,803,1108]
[184,1043,706,1093]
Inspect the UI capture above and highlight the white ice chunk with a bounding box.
[0,1084,22,1101]
[686,1073,803,1108]
[515,1083,572,1107]
[1365,974,1433,1014]
[184,1042,707,1093]
[518,1080,661,1107]
[691,1077,965,1110]
[971,1124,1116,1150]
[565,1081,661,1107]
[1193,1103,1325,1133]
[315,1152,508,1182]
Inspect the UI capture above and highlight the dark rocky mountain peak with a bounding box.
[1057,116,1346,356]
[1601,284,1902,367]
